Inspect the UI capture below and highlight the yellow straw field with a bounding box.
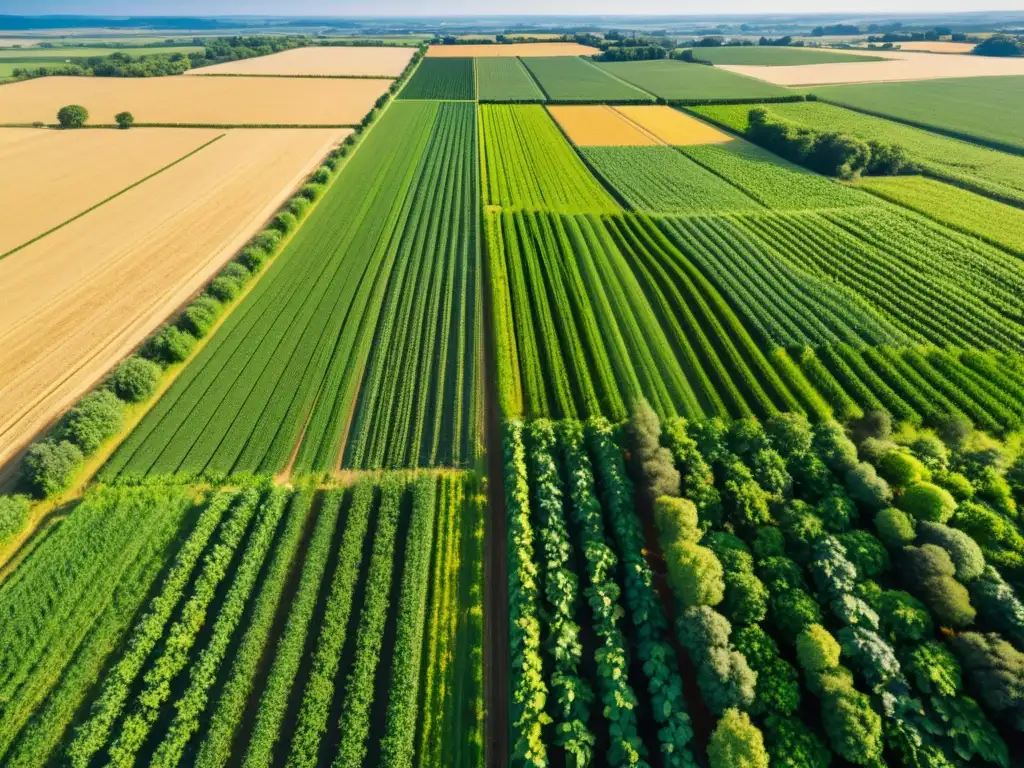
[426,42,600,57]
[547,105,659,146]
[614,106,733,145]
[184,45,415,77]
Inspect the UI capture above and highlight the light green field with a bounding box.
[681,46,885,65]
[0,46,202,59]
[476,57,545,101]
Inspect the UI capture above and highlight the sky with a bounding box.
[4,0,1023,15]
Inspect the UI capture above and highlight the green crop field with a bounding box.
[475,56,545,101]
[0,45,201,77]
[479,104,620,212]
[856,175,1024,255]
[5,25,1024,768]
[691,101,1024,207]
[521,55,656,102]
[597,58,792,101]
[683,45,886,65]
[398,57,475,99]
[813,75,1024,152]
[583,145,763,214]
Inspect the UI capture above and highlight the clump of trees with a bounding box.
[115,111,134,129]
[57,104,88,128]
[973,34,1024,57]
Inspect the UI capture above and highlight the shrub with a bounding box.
[654,496,700,543]
[141,325,196,365]
[733,627,800,717]
[772,589,822,642]
[950,632,1024,728]
[0,494,31,544]
[898,482,957,523]
[878,449,929,488]
[917,521,985,582]
[207,276,241,302]
[57,104,88,128]
[708,709,768,768]
[796,624,841,681]
[750,449,792,498]
[722,571,769,626]
[904,640,961,697]
[238,245,268,271]
[763,716,831,768]
[874,507,915,548]
[857,437,898,464]
[666,541,724,608]
[875,588,932,643]
[817,488,858,533]
[180,295,222,338]
[969,566,1024,647]
[60,390,125,453]
[22,440,83,497]
[752,527,785,560]
[310,166,331,184]
[298,183,324,201]
[219,262,251,283]
[107,356,161,403]
[853,409,893,442]
[903,544,976,628]
[844,463,892,508]
[836,626,901,691]
[270,211,298,234]
[699,646,758,714]
[765,412,813,458]
[821,687,884,765]
[625,399,680,502]
[249,229,281,253]
[286,196,311,219]
[726,417,770,457]
[115,110,134,129]
[759,556,807,593]
[812,421,858,474]
[778,500,825,562]
[836,530,889,579]
[677,605,731,662]
[932,469,974,501]
[910,432,948,469]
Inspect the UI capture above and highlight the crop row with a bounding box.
[341,102,483,469]
[0,474,484,766]
[477,57,545,102]
[398,57,475,100]
[521,56,655,103]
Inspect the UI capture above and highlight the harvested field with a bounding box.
[719,50,1024,85]
[0,127,221,257]
[547,105,658,146]
[426,42,600,57]
[183,45,414,77]
[684,46,886,65]
[894,41,977,53]
[0,127,346,470]
[0,76,390,126]
[614,105,732,145]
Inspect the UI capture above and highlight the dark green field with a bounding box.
[597,59,792,101]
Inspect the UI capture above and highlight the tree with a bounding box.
[844,463,892,509]
[836,530,889,579]
[625,398,680,502]
[874,507,915,549]
[969,566,1024,647]
[817,489,858,533]
[750,448,792,499]
[903,544,976,628]
[917,521,985,582]
[771,588,822,642]
[115,110,135,129]
[763,716,832,768]
[654,496,700,543]
[666,541,724,608]
[878,450,929,488]
[765,412,813,458]
[734,626,800,716]
[973,34,1024,57]
[0,494,31,544]
[708,709,768,768]
[821,687,884,765]
[22,440,83,498]
[836,626,901,691]
[722,570,769,626]
[898,482,957,523]
[874,588,932,643]
[796,624,841,685]
[698,646,758,713]
[57,104,88,128]
[141,325,196,365]
[904,640,961,697]
[180,295,222,338]
[59,390,125,454]
[677,605,731,661]
[759,555,807,592]
[813,422,859,474]
[107,356,161,403]
[950,632,1024,729]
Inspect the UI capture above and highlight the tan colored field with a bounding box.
[0,127,221,256]
[185,45,414,77]
[0,127,347,470]
[426,42,600,57]
[0,76,390,125]
[615,106,732,145]
[891,41,977,54]
[720,51,1024,85]
[548,105,659,146]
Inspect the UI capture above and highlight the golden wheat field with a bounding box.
[0,127,347,468]
[426,42,600,57]
[185,45,415,77]
[547,105,659,145]
[0,76,391,125]
[0,128,223,256]
[892,41,977,54]
[614,106,733,145]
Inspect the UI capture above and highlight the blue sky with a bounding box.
[4,1,1022,15]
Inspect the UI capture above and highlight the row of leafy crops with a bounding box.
[479,104,620,213]
[399,57,476,100]
[502,418,698,768]
[343,102,483,469]
[476,57,545,102]
[0,473,483,767]
[623,402,1024,768]
[521,56,655,103]
[689,101,1024,208]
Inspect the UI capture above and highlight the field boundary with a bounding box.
[811,95,1024,157]
[0,132,225,263]
[1,122,360,129]
[579,54,659,101]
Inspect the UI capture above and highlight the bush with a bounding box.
[654,496,700,543]
[115,110,134,129]
[722,570,769,626]
[0,494,31,544]
[219,262,251,284]
[207,276,241,302]
[904,640,961,697]
[141,325,196,365]
[60,390,125,454]
[310,166,331,184]
[179,295,222,338]
[759,556,807,593]
[857,437,898,464]
[249,229,281,253]
[875,588,932,643]
[932,469,974,502]
[666,541,725,608]
[910,431,948,469]
[836,626,900,691]
[765,412,813,458]
[903,544,976,628]
[269,211,298,234]
[677,605,733,661]
[57,104,88,128]
[969,566,1024,647]
[813,422,859,473]
[878,449,929,488]
[726,417,770,457]
[950,632,1024,728]
[778,500,825,562]
[844,463,892,509]
[853,409,893,442]
[830,593,879,630]
[734,626,800,716]
[238,245,268,271]
[708,709,768,768]
[22,440,83,497]
[951,501,1024,571]
[899,482,957,523]
[625,399,680,502]
[286,196,311,219]
[835,530,889,579]
[698,646,758,714]
[107,356,161,403]
[796,624,841,681]
[752,527,785,560]
[763,716,831,768]
[821,687,884,765]
[772,588,822,642]
[789,453,833,500]
[917,521,985,582]
[298,183,324,201]
[751,448,792,498]
[817,488,858,533]
[874,507,915,548]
